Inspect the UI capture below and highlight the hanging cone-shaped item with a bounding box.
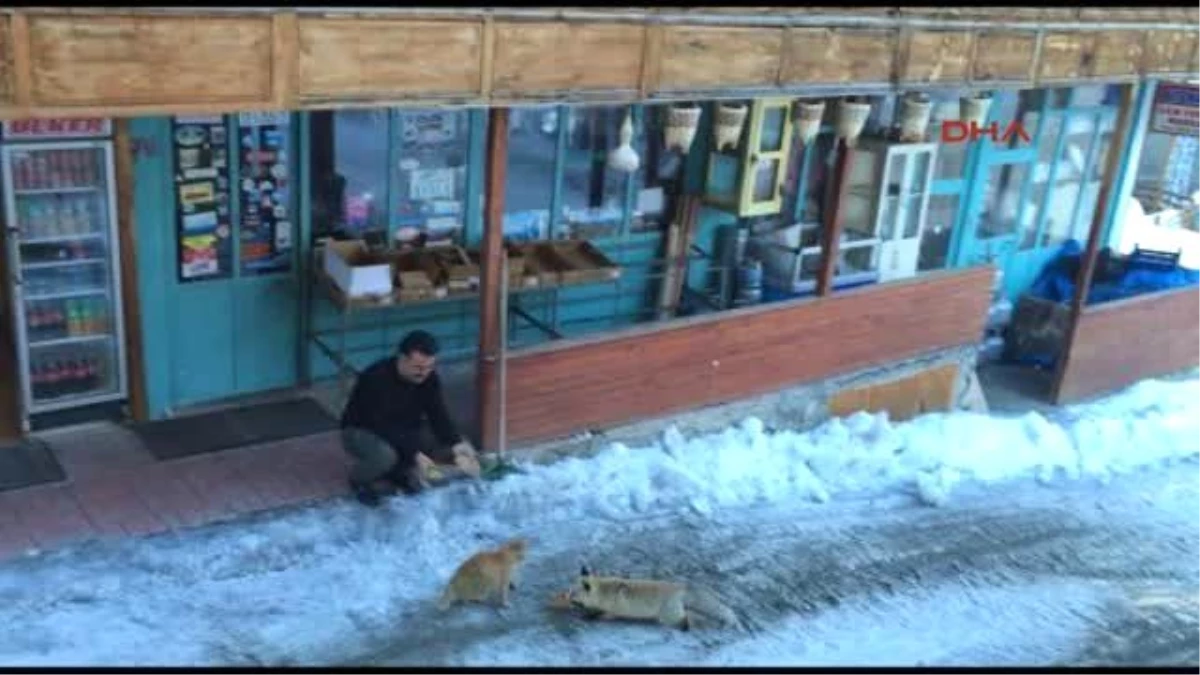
[713,102,749,152]
[836,98,872,148]
[607,109,640,174]
[960,92,993,128]
[897,92,933,143]
[665,102,702,154]
[794,99,826,147]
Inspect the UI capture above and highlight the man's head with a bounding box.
[395,330,439,384]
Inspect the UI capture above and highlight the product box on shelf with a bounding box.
[322,240,393,299]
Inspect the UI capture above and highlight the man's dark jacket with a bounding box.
[340,356,462,462]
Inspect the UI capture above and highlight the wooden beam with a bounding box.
[477,107,509,453]
[1050,82,1137,404]
[271,11,299,109]
[112,118,149,422]
[9,11,33,109]
[815,138,854,296]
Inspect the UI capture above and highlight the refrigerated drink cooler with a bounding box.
[1,137,128,424]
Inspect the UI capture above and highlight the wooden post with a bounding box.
[478,108,509,453]
[1051,83,1137,404]
[815,139,855,297]
[497,249,510,460]
[113,119,150,422]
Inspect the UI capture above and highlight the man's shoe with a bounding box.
[349,479,382,507]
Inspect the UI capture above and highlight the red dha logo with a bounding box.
[941,121,1032,144]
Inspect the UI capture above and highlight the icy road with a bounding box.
[0,377,1196,667]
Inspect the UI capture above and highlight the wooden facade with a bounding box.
[501,267,993,445]
[1052,287,1200,404]
[0,8,1196,120]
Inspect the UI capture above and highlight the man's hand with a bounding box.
[451,441,482,479]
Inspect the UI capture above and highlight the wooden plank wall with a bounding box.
[1053,287,1200,404]
[0,8,1196,119]
[503,266,993,445]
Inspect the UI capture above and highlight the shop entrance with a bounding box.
[132,114,301,417]
[952,87,1121,301]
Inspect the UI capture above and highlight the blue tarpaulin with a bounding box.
[1028,240,1200,306]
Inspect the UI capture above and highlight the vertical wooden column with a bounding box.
[113,119,150,422]
[477,108,509,453]
[1051,83,1137,404]
[815,139,855,297]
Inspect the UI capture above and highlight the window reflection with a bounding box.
[560,106,627,240]
[504,106,556,241]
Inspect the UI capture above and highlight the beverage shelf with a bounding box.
[13,186,103,196]
[19,232,105,246]
[29,333,113,348]
[23,258,107,270]
[31,385,118,407]
[25,287,108,302]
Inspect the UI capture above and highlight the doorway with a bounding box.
[131,114,301,418]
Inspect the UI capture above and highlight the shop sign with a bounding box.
[941,121,1032,145]
[1151,82,1199,137]
[2,118,111,140]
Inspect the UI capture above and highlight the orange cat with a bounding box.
[437,538,529,610]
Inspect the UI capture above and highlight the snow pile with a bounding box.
[485,375,1200,514]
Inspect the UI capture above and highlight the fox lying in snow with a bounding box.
[438,538,529,610]
[554,565,739,631]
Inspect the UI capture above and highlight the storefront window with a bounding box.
[560,106,627,240]
[334,110,389,237]
[797,133,837,225]
[392,110,469,246]
[919,193,960,270]
[631,105,669,234]
[504,106,556,241]
[1040,114,1098,248]
[978,162,1029,241]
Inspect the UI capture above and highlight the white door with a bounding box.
[879,146,935,282]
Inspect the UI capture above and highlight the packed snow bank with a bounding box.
[488,375,1200,514]
[0,375,1195,667]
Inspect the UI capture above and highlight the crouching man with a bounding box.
[341,330,481,507]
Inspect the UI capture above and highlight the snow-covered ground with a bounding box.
[0,375,1197,667]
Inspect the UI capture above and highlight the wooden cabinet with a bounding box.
[703,97,795,217]
[841,139,939,283]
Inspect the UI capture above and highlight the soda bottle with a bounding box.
[30,360,44,400]
[64,300,77,336]
[43,359,60,398]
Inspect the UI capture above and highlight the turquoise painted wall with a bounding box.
[129,117,173,420]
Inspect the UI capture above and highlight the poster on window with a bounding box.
[238,112,292,275]
[1152,83,1199,137]
[173,116,232,281]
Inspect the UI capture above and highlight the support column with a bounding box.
[477,108,509,453]
[1051,83,1137,404]
[815,139,855,297]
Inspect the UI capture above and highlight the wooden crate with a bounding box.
[390,250,442,302]
[466,247,533,289]
[547,240,622,286]
[429,245,479,294]
[518,243,566,288]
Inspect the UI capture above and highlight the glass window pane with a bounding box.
[935,142,966,180]
[238,112,293,276]
[919,193,960,271]
[1041,116,1098,248]
[752,159,780,202]
[560,106,626,240]
[979,162,1028,240]
[333,110,390,238]
[632,105,670,234]
[885,153,906,197]
[504,105,557,241]
[392,109,470,246]
[879,196,897,240]
[798,133,837,223]
[839,244,877,275]
[902,194,922,239]
[759,106,786,152]
[909,151,931,194]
